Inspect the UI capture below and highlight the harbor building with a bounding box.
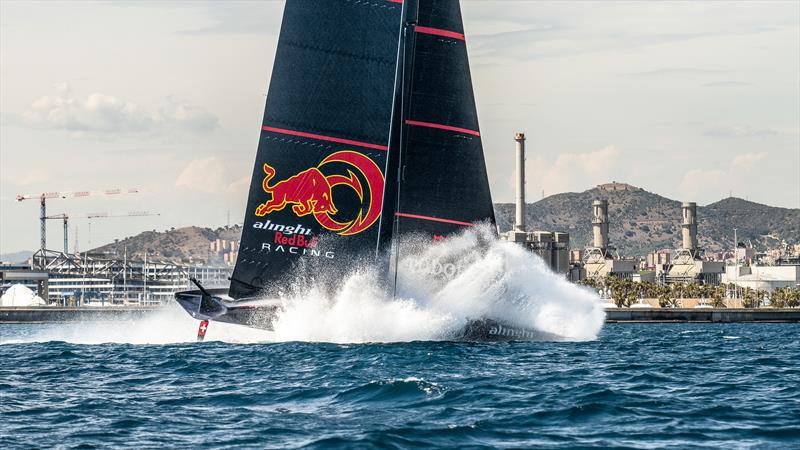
[723,264,800,292]
[0,263,48,300]
[3,249,232,306]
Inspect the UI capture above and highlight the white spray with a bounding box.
[272,225,604,342]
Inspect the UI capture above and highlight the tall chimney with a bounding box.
[592,199,609,250]
[515,132,526,231]
[682,202,698,251]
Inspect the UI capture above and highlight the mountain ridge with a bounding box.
[70,182,800,263]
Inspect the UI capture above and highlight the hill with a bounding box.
[87,182,798,261]
[494,182,799,256]
[90,225,243,264]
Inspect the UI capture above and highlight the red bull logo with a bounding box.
[255,150,384,236]
[256,166,337,217]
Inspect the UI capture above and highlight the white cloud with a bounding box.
[175,157,228,193]
[522,145,621,196]
[731,152,767,169]
[225,175,250,195]
[678,152,770,199]
[22,84,217,137]
[176,158,249,194]
[678,168,727,199]
[159,96,218,132]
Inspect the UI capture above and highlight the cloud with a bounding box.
[159,96,218,133]
[678,152,769,199]
[704,125,781,139]
[22,84,218,137]
[175,158,249,194]
[731,152,767,170]
[226,175,251,195]
[678,168,727,199]
[523,145,622,196]
[175,158,228,193]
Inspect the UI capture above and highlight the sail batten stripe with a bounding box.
[415,25,465,41]
[395,213,474,227]
[261,126,388,151]
[405,120,480,137]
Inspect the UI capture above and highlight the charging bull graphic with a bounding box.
[256,166,337,217]
[255,150,384,236]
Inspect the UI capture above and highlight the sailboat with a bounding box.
[176,0,549,341]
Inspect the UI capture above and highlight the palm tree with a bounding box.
[743,287,758,308]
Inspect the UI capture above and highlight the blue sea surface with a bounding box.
[1,323,799,449]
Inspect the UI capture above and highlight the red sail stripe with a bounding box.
[405,120,480,137]
[261,126,388,151]
[386,0,403,3]
[415,25,465,41]
[395,212,474,227]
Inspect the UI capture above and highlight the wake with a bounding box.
[1,226,605,345]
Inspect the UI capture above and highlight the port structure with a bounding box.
[21,249,231,306]
[15,188,139,266]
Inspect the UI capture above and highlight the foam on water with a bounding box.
[272,225,604,342]
[0,306,273,345]
[2,226,605,345]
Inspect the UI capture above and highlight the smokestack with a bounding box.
[682,202,698,251]
[515,132,526,231]
[592,199,609,250]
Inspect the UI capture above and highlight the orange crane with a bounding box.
[15,188,139,255]
[44,211,159,254]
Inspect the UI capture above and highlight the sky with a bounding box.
[1,0,799,254]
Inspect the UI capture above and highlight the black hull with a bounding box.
[176,290,557,341]
[175,290,280,331]
[455,319,563,342]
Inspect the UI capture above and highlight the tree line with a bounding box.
[577,277,800,309]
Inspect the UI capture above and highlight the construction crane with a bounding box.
[15,188,139,255]
[44,211,159,254]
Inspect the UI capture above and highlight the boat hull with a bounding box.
[175,290,557,341]
[175,289,281,331]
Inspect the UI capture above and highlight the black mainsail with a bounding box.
[230,0,403,299]
[176,0,537,341]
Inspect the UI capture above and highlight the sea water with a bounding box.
[1,323,798,448]
[1,228,798,448]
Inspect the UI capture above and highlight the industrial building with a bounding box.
[665,202,724,285]
[722,264,800,292]
[501,132,570,275]
[582,199,636,280]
